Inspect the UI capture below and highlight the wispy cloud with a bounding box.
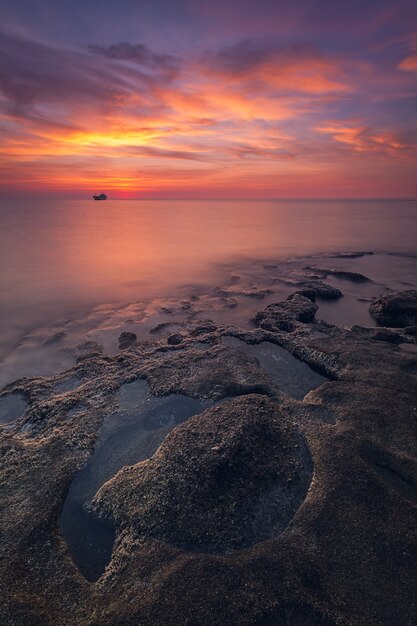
[0,8,417,198]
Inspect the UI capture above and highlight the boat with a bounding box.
[93,193,107,200]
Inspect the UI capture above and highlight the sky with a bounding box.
[0,0,417,198]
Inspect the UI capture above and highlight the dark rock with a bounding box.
[369,290,417,328]
[118,331,137,350]
[305,266,370,282]
[240,288,274,299]
[144,344,274,399]
[167,333,183,345]
[43,331,66,346]
[295,280,342,301]
[2,296,417,626]
[190,319,217,336]
[149,322,173,334]
[351,325,402,344]
[76,352,110,364]
[229,273,241,285]
[330,251,374,258]
[221,297,238,309]
[74,340,104,362]
[255,294,318,332]
[95,395,312,553]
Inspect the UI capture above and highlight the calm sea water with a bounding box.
[1,198,417,386]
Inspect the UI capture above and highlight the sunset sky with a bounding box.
[1,0,417,198]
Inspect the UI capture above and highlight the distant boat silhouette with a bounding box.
[93,193,107,200]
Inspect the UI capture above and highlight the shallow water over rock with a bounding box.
[59,379,211,582]
[0,394,27,423]
[223,337,326,399]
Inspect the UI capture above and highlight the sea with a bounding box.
[1,198,417,388]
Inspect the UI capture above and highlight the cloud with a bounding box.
[398,55,417,71]
[0,31,176,126]
[201,40,348,94]
[88,43,180,75]
[317,121,417,155]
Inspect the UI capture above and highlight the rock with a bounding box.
[240,288,273,299]
[330,251,374,258]
[149,322,174,334]
[95,395,312,553]
[221,297,238,309]
[190,320,217,336]
[369,290,417,328]
[144,343,274,399]
[73,340,104,362]
[2,297,417,626]
[294,280,343,301]
[118,331,137,350]
[305,266,370,282]
[255,294,318,332]
[43,331,66,346]
[351,325,402,344]
[167,333,183,345]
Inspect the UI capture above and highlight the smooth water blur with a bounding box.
[1,198,417,381]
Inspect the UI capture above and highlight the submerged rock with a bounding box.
[330,251,374,258]
[369,290,417,328]
[43,331,66,346]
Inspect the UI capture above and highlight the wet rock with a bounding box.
[2,294,417,626]
[221,297,238,309]
[73,340,105,363]
[118,331,137,350]
[330,251,374,258]
[76,340,104,357]
[167,333,183,346]
[294,280,343,301]
[255,294,318,332]
[240,288,274,299]
[95,395,312,553]
[190,319,217,336]
[149,322,174,335]
[43,331,66,346]
[369,290,417,328]
[0,394,27,423]
[305,266,370,282]
[351,325,403,344]
[144,344,275,399]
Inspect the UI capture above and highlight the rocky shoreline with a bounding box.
[1,283,417,625]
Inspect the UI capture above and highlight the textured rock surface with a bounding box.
[305,266,370,282]
[369,290,417,327]
[95,395,312,553]
[118,331,137,350]
[1,290,417,626]
[254,294,318,331]
[293,280,343,301]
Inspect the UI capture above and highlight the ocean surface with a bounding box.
[1,198,417,387]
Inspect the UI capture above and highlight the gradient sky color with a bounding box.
[1,0,417,198]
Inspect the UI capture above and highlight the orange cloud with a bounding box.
[317,122,417,155]
[398,55,417,71]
